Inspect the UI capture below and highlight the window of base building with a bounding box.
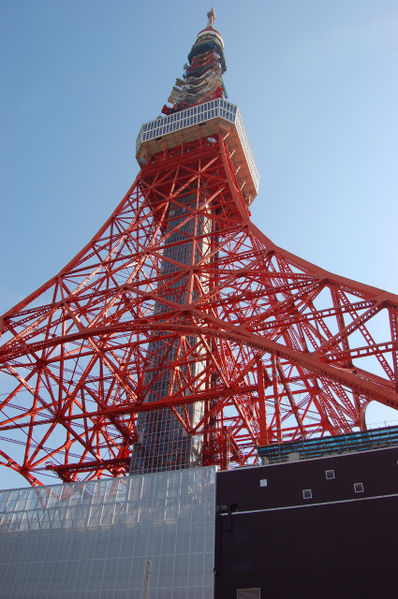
[237,588,261,599]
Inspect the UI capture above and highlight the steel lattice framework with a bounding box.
[1,135,397,485]
[1,12,398,486]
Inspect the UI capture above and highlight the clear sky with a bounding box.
[1,0,398,488]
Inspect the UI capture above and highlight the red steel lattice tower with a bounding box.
[1,11,398,486]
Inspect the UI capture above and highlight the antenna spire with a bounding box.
[207,8,215,29]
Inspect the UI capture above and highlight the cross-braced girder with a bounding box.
[1,135,397,485]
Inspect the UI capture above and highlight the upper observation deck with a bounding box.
[136,98,259,205]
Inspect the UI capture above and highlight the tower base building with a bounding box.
[1,432,398,598]
[0,468,216,599]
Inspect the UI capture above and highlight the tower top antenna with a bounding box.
[207,8,215,29]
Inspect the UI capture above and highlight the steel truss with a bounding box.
[1,134,397,485]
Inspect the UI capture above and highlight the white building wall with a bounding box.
[0,467,216,598]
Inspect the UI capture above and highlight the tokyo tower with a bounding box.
[1,10,398,486]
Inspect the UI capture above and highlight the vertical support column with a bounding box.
[390,310,398,391]
[130,182,210,474]
[272,355,283,443]
[257,358,268,446]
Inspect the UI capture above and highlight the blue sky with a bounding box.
[1,1,398,487]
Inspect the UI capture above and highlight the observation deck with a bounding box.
[136,98,259,205]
